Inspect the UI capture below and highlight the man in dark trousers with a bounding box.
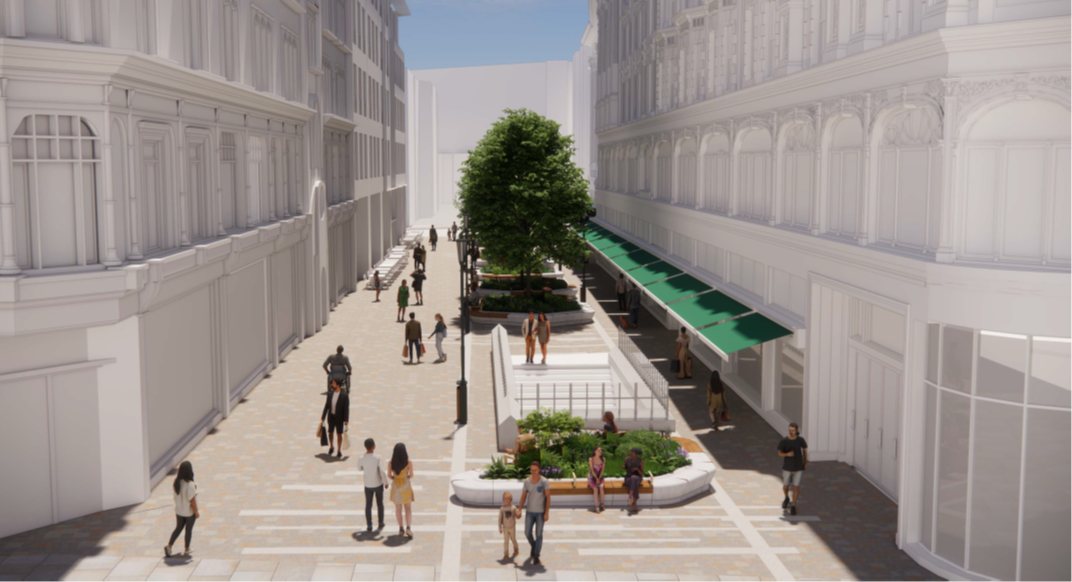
[404,313,423,364]
[777,422,808,516]
[429,226,438,251]
[322,345,352,393]
[615,274,628,311]
[410,269,427,305]
[321,379,349,459]
[627,283,642,328]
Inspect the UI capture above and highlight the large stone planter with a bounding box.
[469,302,596,327]
[476,286,578,299]
[477,270,566,281]
[451,452,717,508]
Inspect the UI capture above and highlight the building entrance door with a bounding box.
[848,343,902,499]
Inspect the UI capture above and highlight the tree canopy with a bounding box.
[456,108,593,287]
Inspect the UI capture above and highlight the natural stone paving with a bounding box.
[0,229,936,581]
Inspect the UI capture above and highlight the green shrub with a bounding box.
[481,294,581,314]
[479,278,570,292]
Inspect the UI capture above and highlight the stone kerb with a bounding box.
[491,324,522,451]
[451,452,717,508]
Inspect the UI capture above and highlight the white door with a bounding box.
[849,345,902,499]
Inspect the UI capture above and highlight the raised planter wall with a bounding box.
[470,303,596,327]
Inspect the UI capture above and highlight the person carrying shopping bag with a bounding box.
[674,327,693,379]
[430,313,448,362]
[404,313,423,364]
[321,379,350,458]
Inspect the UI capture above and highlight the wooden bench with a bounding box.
[549,478,653,497]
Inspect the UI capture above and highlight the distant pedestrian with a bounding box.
[388,443,415,538]
[412,243,422,272]
[323,345,352,393]
[429,226,438,251]
[615,274,628,311]
[778,422,808,516]
[321,379,349,458]
[499,492,521,560]
[450,221,458,241]
[518,461,550,565]
[623,448,644,512]
[536,312,551,364]
[165,461,199,557]
[396,280,409,322]
[373,271,382,302]
[521,310,537,364]
[602,411,618,437]
[359,438,387,531]
[627,283,641,328]
[708,370,727,430]
[417,244,427,271]
[674,327,693,379]
[588,446,606,513]
[404,313,423,364]
[430,313,448,362]
[410,269,426,305]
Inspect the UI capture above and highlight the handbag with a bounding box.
[402,344,409,358]
[319,422,328,446]
[721,410,731,422]
[670,359,680,373]
[421,343,426,355]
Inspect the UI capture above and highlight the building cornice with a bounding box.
[0,39,316,124]
[598,16,1070,140]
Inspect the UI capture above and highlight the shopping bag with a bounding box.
[720,410,731,422]
[342,432,351,451]
[421,343,426,355]
[316,423,323,439]
[670,359,680,373]
[403,344,409,358]
[619,315,630,329]
[319,423,328,446]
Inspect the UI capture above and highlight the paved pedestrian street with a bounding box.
[0,233,936,582]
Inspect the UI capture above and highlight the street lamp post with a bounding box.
[579,208,596,304]
[454,215,470,425]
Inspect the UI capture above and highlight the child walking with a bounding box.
[498,492,521,560]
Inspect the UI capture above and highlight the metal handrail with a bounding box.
[617,327,670,419]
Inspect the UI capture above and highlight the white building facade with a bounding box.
[0,0,411,540]
[589,1,1070,580]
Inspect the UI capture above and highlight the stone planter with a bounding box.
[475,286,578,299]
[451,452,717,508]
[477,270,566,281]
[469,302,596,327]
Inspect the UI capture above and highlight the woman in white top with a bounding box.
[165,461,199,557]
[674,327,693,379]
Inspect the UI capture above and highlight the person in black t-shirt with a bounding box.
[323,346,352,393]
[777,422,808,516]
[410,270,427,305]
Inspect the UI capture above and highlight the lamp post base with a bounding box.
[456,379,468,425]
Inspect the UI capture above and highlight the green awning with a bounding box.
[603,241,641,258]
[591,234,629,250]
[668,291,750,329]
[699,312,794,355]
[643,274,713,304]
[610,249,660,271]
[583,228,613,242]
[628,261,684,286]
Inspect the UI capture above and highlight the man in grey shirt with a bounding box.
[518,461,551,565]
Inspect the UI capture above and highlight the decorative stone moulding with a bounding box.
[469,302,597,327]
[451,451,717,508]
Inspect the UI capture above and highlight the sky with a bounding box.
[401,0,592,70]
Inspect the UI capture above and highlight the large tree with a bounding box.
[457,108,593,295]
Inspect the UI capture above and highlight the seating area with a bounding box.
[365,246,410,290]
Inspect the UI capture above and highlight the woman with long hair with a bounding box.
[708,369,727,430]
[373,271,382,302]
[388,443,415,538]
[623,448,645,512]
[430,313,448,362]
[602,411,618,437]
[536,312,551,364]
[588,446,606,513]
[165,461,199,557]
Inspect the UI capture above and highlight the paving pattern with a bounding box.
[0,228,937,581]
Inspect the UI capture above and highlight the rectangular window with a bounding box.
[251,7,273,92]
[733,344,763,405]
[775,342,804,423]
[282,28,300,101]
[221,0,239,81]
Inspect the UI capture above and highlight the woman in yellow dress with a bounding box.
[388,443,415,538]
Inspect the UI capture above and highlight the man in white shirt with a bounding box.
[615,274,628,311]
[358,438,387,531]
[521,310,537,364]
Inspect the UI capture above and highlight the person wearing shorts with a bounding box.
[777,422,807,516]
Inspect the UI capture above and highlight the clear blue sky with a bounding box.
[401,0,591,70]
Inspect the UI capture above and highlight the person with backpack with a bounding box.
[430,313,448,362]
[165,461,199,557]
[323,345,352,393]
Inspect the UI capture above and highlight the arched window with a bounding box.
[825,115,863,238]
[702,133,730,212]
[737,127,772,220]
[779,122,815,230]
[12,115,102,269]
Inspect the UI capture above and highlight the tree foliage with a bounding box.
[457,109,593,292]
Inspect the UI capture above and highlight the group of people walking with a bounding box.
[520,310,551,364]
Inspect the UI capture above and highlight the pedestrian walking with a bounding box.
[521,310,537,364]
[518,461,550,565]
[388,443,415,538]
[536,312,551,364]
[323,345,352,393]
[708,370,728,430]
[373,271,382,302]
[396,280,409,322]
[404,312,423,364]
[627,283,642,328]
[602,411,618,437]
[450,221,458,241]
[410,269,426,305]
[499,492,521,560]
[430,313,448,362]
[429,226,438,251]
[359,438,387,531]
[674,327,693,379]
[778,422,808,516]
[417,244,427,271]
[615,274,628,311]
[623,448,644,512]
[588,446,606,513]
[165,461,199,557]
[412,244,422,272]
[320,379,349,458]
